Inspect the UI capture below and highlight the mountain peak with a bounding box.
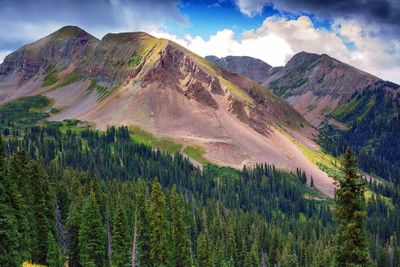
[206,55,272,84]
[51,25,91,38]
[101,32,155,43]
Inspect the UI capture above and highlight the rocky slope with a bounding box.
[206,55,271,84]
[208,53,383,126]
[0,26,335,196]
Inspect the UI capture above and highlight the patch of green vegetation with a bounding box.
[183,145,208,164]
[96,83,123,101]
[332,97,360,117]
[96,85,108,100]
[42,68,60,86]
[365,190,393,208]
[317,162,344,180]
[50,107,61,114]
[85,80,97,96]
[127,51,142,67]
[0,95,51,127]
[45,119,94,133]
[55,72,79,89]
[204,163,241,180]
[130,126,182,154]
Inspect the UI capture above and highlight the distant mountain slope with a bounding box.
[321,80,400,184]
[0,26,335,196]
[208,53,400,184]
[263,52,379,126]
[206,55,271,84]
[208,52,380,126]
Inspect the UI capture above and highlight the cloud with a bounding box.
[0,0,185,51]
[153,15,400,84]
[235,0,400,38]
[235,0,270,16]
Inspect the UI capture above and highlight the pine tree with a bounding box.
[8,152,32,261]
[0,135,22,267]
[111,203,130,267]
[334,148,371,267]
[66,174,84,267]
[79,191,106,267]
[244,239,260,267]
[46,231,62,267]
[134,180,151,267]
[170,185,191,267]
[29,160,56,264]
[196,231,214,267]
[148,180,171,267]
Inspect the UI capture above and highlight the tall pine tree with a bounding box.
[111,202,130,267]
[0,135,21,267]
[149,179,171,267]
[334,148,371,267]
[79,191,106,267]
[170,185,191,267]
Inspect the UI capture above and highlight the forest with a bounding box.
[0,96,399,266]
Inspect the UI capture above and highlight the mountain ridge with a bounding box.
[207,52,394,126]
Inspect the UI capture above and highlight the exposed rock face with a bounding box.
[206,55,271,84]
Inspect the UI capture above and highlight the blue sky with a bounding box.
[0,0,399,83]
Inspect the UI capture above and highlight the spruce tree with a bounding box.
[28,160,55,264]
[148,180,171,267]
[334,148,371,266]
[134,180,151,267]
[111,203,130,267]
[170,185,191,267]
[46,231,63,267]
[0,136,21,267]
[66,174,84,267]
[79,191,106,267]
[196,231,214,267]
[244,239,260,267]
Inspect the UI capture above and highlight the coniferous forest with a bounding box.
[0,111,399,266]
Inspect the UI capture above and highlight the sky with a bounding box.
[0,0,399,83]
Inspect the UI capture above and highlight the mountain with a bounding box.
[0,26,334,195]
[208,52,381,126]
[208,53,400,186]
[205,55,272,84]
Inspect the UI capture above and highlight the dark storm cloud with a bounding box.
[268,0,400,37]
[0,0,185,51]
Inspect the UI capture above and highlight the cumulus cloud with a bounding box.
[235,0,400,38]
[235,0,270,17]
[153,15,400,83]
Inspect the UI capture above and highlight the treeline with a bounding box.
[321,81,400,186]
[0,124,399,266]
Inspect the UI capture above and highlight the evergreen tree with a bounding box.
[79,191,106,267]
[0,135,21,266]
[170,185,191,267]
[111,203,130,267]
[46,231,62,267]
[29,160,55,264]
[196,231,214,267]
[66,174,84,267]
[134,180,151,267]
[148,180,171,267]
[244,239,260,267]
[334,148,371,266]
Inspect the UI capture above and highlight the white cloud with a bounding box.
[235,0,270,17]
[153,15,400,84]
